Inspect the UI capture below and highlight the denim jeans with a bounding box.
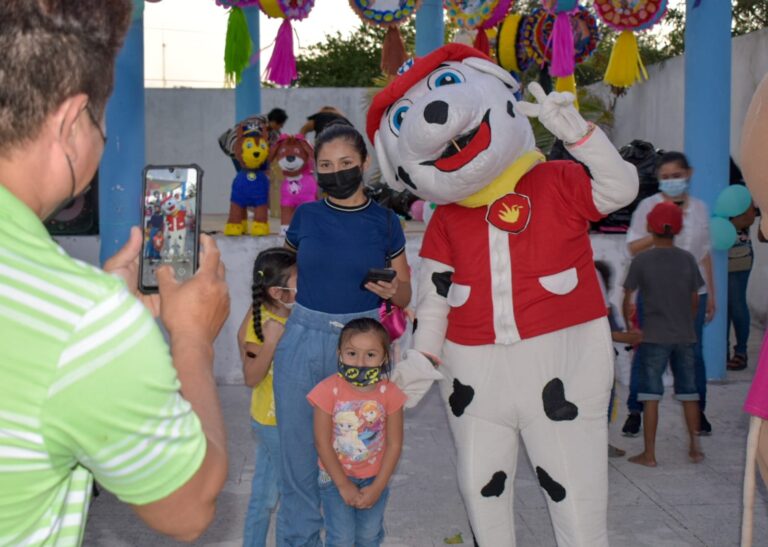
[728,269,751,356]
[318,472,389,547]
[243,420,280,547]
[628,294,708,412]
[636,343,698,401]
[273,303,379,547]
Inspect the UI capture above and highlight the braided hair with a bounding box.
[251,247,297,343]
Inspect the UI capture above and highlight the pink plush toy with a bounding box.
[269,133,318,236]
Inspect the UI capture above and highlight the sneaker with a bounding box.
[622,413,641,437]
[727,353,748,371]
[698,411,712,436]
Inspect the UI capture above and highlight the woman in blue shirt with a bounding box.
[273,122,411,546]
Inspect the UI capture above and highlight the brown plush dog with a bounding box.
[268,134,318,235]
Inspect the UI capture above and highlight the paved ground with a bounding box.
[84,325,768,547]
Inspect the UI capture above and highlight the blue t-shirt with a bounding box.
[286,199,406,314]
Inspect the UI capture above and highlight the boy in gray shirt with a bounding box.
[622,202,705,467]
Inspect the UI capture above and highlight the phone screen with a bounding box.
[139,165,202,293]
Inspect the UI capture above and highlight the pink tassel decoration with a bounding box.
[265,18,297,86]
[550,11,575,77]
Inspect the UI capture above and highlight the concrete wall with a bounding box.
[600,28,768,158]
[145,87,375,215]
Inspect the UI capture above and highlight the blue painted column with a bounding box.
[235,7,261,122]
[416,0,444,57]
[99,16,145,264]
[684,0,732,380]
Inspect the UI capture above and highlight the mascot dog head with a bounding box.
[269,134,314,177]
[367,44,535,205]
[224,115,270,170]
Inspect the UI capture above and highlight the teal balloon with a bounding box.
[714,184,752,217]
[710,216,738,250]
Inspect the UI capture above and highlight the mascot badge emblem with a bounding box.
[373,44,639,546]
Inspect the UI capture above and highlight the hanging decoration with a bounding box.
[348,0,420,77]
[217,0,314,87]
[444,0,514,55]
[496,13,533,74]
[526,4,598,101]
[593,0,668,89]
[259,0,315,86]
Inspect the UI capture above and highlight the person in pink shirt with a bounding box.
[738,73,768,546]
[307,318,406,547]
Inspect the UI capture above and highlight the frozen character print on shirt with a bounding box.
[332,400,386,467]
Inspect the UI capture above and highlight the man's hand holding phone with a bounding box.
[104,226,161,317]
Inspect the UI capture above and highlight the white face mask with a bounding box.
[275,286,297,310]
[659,178,689,198]
[280,301,295,310]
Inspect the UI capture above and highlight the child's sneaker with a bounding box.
[622,413,641,437]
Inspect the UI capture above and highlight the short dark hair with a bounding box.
[268,108,288,125]
[656,151,691,173]
[315,122,368,164]
[0,0,132,152]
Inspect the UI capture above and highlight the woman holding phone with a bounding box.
[272,122,411,546]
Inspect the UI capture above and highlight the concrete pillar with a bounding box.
[235,7,262,122]
[684,0,732,380]
[416,0,444,57]
[98,17,145,264]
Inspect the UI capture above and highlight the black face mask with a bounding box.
[317,166,363,200]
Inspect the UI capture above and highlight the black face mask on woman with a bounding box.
[316,166,363,200]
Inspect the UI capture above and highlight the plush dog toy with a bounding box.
[369,44,638,546]
[222,115,272,236]
[268,133,318,235]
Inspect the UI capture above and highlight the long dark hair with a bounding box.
[338,317,392,376]
[315,121,368,164]
[251,247,296,343]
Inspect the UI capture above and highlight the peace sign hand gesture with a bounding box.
[515,82,590,145]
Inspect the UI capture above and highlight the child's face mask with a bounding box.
[337,360,385,387]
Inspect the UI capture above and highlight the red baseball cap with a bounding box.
[366,44,493,145]
[647,201,683,236]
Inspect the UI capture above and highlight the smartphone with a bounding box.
[362,267,396,288]
[139,164,203,294]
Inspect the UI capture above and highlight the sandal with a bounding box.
[727,353,748,371]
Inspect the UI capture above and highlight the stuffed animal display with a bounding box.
[370,44,638,546]
[222,115,272,236]
[269,133,318,235]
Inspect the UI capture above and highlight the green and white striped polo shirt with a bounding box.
[0,185,206,546]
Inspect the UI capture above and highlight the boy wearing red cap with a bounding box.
[622,202,705,467]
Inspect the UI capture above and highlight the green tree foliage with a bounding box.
[294,22,415,87]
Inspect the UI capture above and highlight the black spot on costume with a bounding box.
[397,166,417,190]
[449,378,474,417]
[536,466,566,502]
[480,471,507,497]
[431,271,453,298]
[542,378,579,421]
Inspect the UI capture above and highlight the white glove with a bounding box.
[390,349,444,409]
[515,81,590,144]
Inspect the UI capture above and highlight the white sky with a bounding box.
[144,0,363,88]
[144,0,687,89]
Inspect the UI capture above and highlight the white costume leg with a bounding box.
[440,318,613,547]
[516,318,612,547]
[439,342,520,547]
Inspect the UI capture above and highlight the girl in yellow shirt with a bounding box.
[237,247,296,547]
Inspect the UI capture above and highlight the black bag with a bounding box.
[592,139,660,233]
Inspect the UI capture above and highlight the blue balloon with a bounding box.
[710,216,738,250]
[714,184,752,218]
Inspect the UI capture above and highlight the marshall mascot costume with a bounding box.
[374,44,638,546]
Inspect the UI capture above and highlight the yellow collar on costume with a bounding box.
[457,150,545,208]
[261,304,288,326]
